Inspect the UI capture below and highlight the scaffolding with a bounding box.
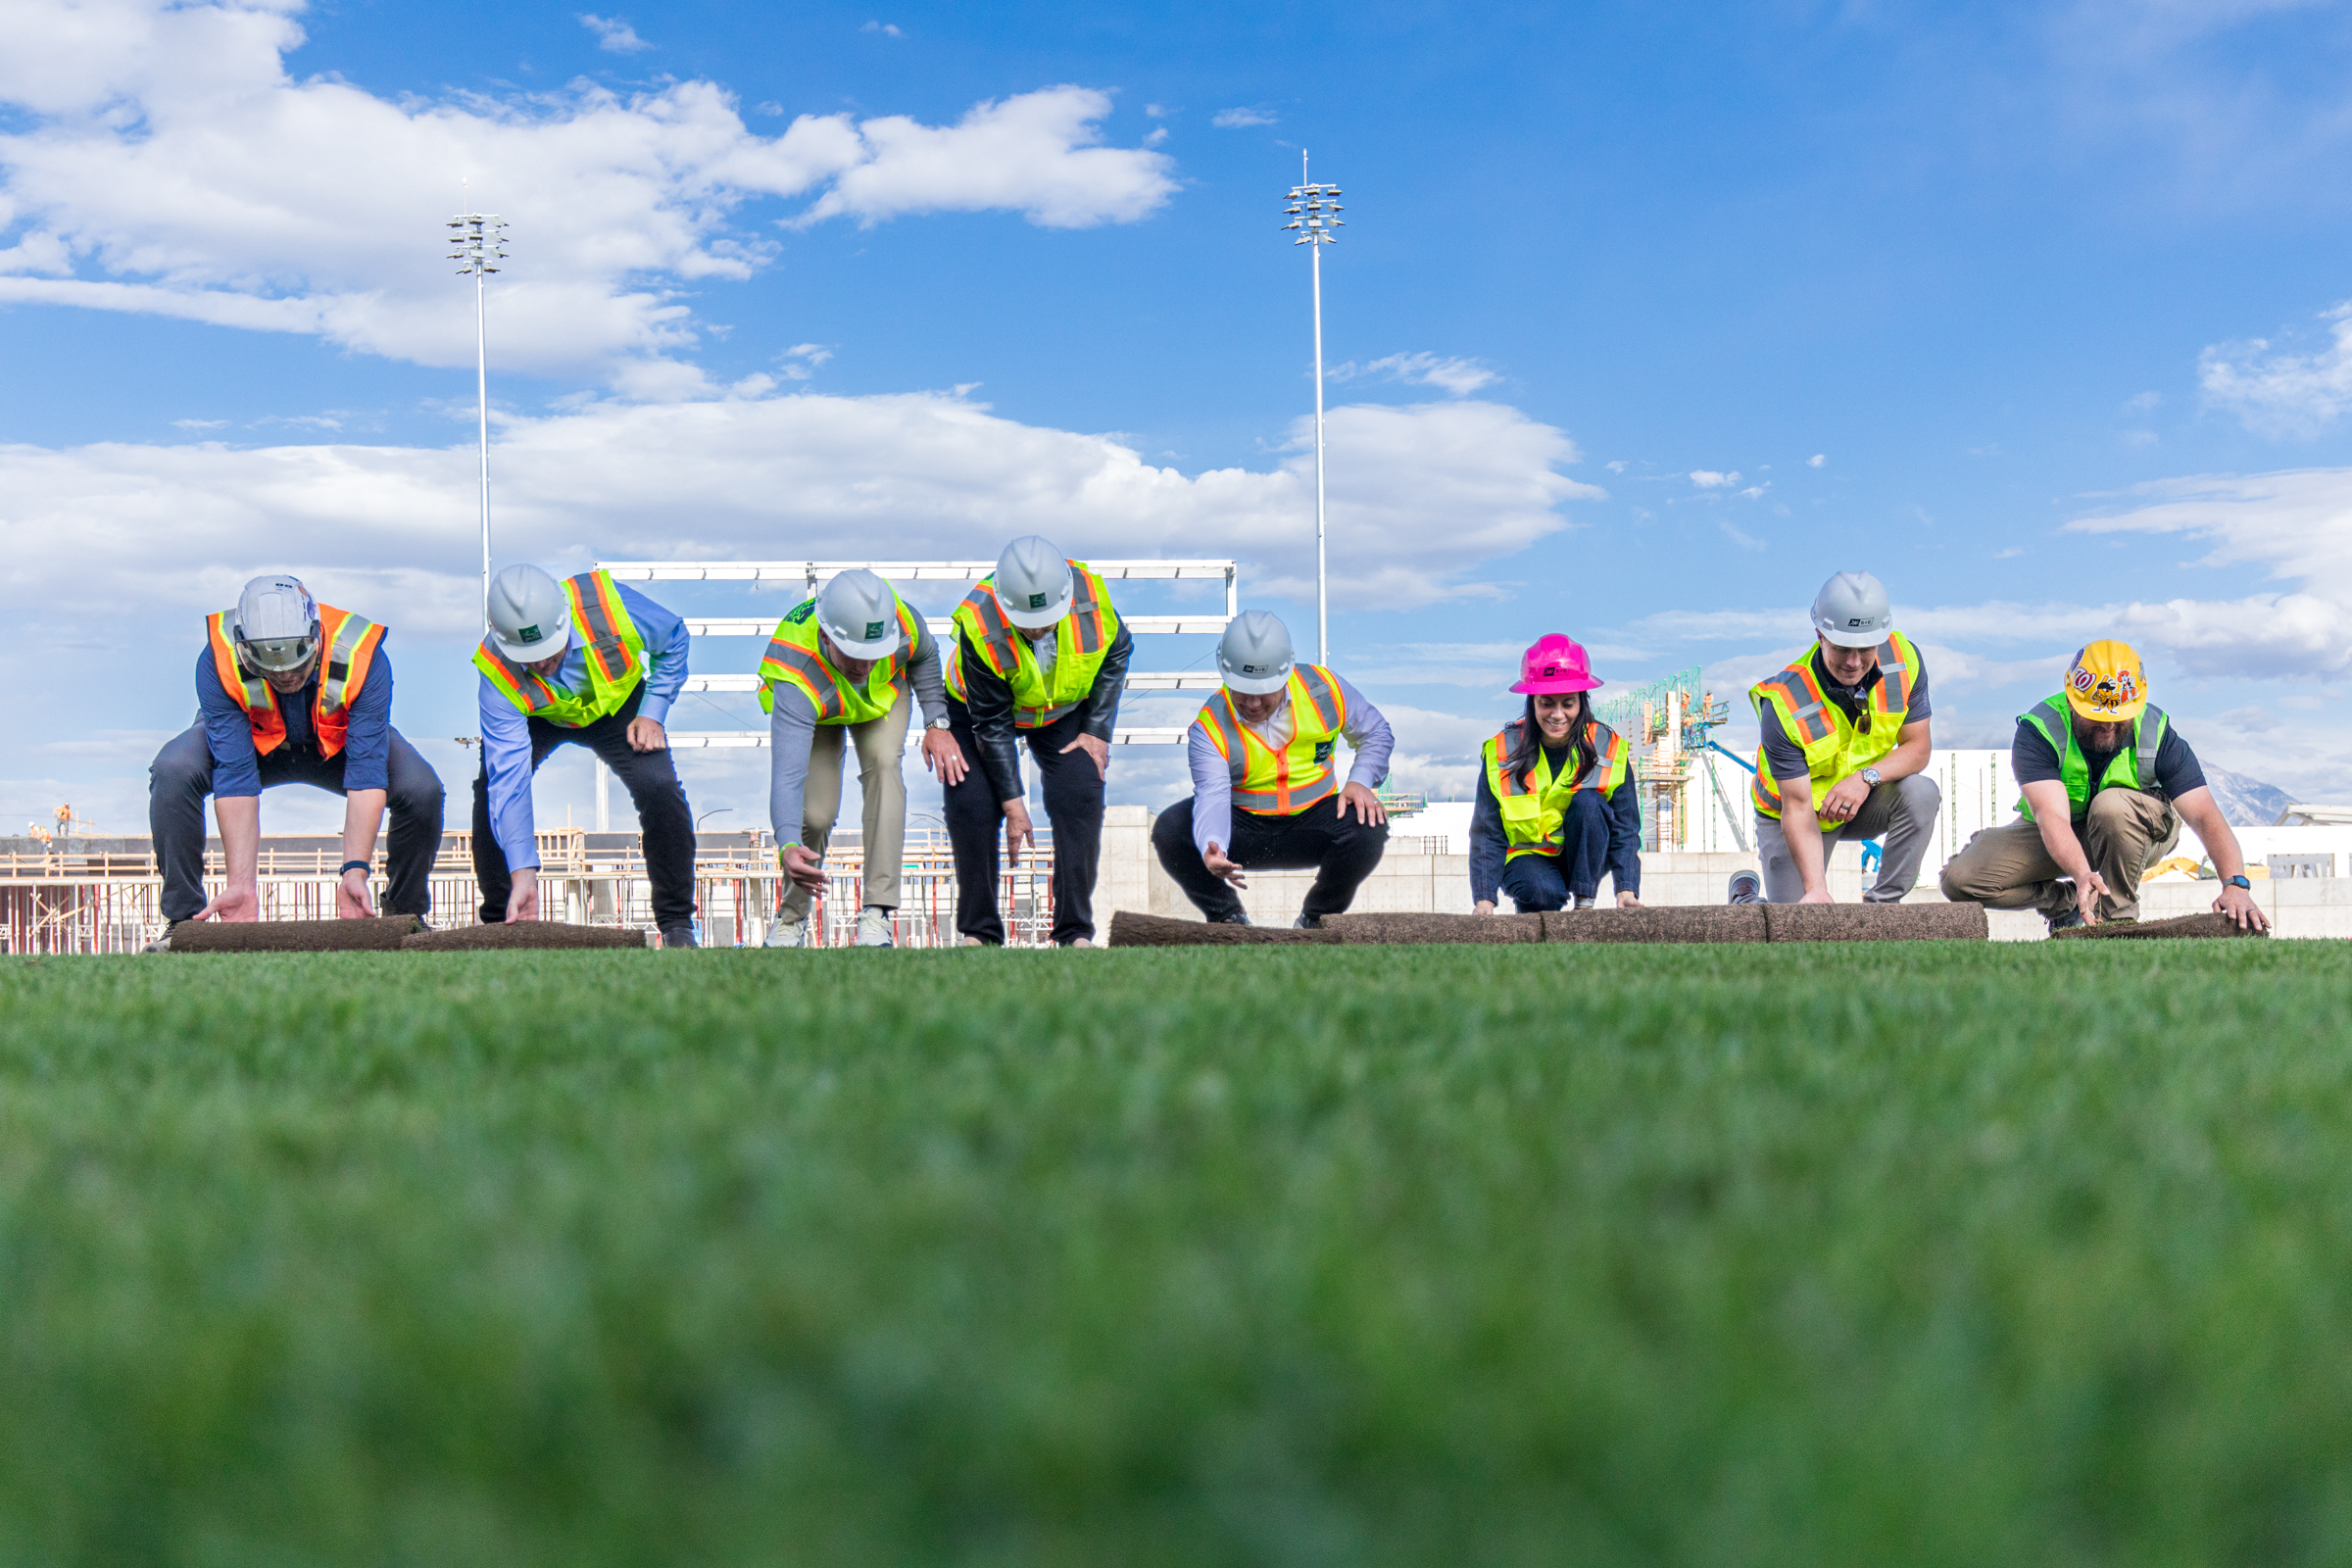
[1593,667,1744,852]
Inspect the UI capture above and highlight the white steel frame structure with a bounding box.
[588,557,1241,827]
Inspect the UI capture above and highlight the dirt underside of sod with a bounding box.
[5,943,2352,1567]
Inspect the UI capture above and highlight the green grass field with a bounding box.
[5,942,2352,1566]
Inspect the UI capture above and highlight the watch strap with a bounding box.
[338,859,373,877]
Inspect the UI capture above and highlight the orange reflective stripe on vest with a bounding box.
[1193,664,1348,815]
[564,570,638,689]
[205,603,382,759]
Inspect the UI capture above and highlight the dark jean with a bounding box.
[469,683,698,930]
[943,699,1105,946]
[148,723,447,922]
[1151,795,1390,922]
[1498,788,1613,912]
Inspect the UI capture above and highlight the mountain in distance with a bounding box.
[2203,765,2292,828]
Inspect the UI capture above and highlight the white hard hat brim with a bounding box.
[1001,591,1071,632]
[826,624,903,660]
[1221,665,1293,697]
[492,621,573,663]
[1815,619,1889,650]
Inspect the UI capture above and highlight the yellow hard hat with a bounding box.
[2065,639,2147,721]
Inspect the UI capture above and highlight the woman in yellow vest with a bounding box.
[1470,635,1642,914]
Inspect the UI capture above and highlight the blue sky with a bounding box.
[6,0,2352,837]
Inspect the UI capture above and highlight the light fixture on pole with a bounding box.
[1282,155,1342,663]
[446,213,508,623]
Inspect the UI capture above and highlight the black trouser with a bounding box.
[148,723,447,922]
[469,683,698,930]
[1152,794,1389,923]
[943,698,1105,946]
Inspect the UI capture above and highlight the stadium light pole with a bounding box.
[1282,156,1343,663]
[447,214,508,622]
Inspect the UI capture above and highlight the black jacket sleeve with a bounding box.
[1469,767,1507,906]
[1078,620,1133,742]
[958,641,1027,805]
[1606,779,1642,896]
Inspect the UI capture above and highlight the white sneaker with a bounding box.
[1061,936,1095,949]
[857,906,896,948]
[762,916,808,949]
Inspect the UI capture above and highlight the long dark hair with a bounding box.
[1506,692,1594,790]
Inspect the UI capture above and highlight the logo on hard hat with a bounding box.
[865,620,885,640]
[518,624,542,643]
[1027,592,1049,610]
[1242,662,1265,675]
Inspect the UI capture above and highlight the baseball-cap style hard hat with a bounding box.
[1510,633,1603,695]
[1217,610,1297,696]
[994,535,1076,631]
[2065,639,2148,722]
[1811,570,1894,649]
[232,574,321,672]
[487,564,572,663]
[817,568,904,660]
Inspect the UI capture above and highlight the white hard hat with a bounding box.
[487,564,572,663]
[817,568,903,660]
[1811,570,1894,650]
[994,535,1075,631]
[232,574,320,672]
[1217,610,1297,696]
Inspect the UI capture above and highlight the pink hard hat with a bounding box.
[1510,633,1603,695]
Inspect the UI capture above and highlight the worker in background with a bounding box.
[944,536,1133,948]
[761,568,966,949]
[149,574,445,925]
[474,563,700,948]
[1152,611,1394,928]
[1470,634,1642,914]
[1729,570,1941,905]
[1939,640,2268,932]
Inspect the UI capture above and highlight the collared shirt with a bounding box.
[1758,645,1935,781]
[196,644,395,797]
[479,583,688,870]
[1187,675,1395,858]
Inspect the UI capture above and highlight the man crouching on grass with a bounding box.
[1938,639,2268,935]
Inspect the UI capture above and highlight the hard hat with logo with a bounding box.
[1217,610,1297,696]
[232,574,321,672]
[487,564,572,663]
[2065,639,2148,722]
[817,568,904,660]
[994,536,1075,630]
[1510,633,1603,695]
[1810,570,1894,649]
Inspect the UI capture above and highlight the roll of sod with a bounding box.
[1107,910,1340,947]
[167,914,423,953]
[2051,911,2269,941]
[1543,906,1770,943]
[1762,902,1989,942]
[403,920,648,952]
[1320,912,1544,945]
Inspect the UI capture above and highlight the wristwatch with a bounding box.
[928,717,954,731]
[2223,874,2251,890]
[1860,766,1883,787]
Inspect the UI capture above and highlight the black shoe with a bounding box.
[1727,870,1761,905]
[2044,907,2085,934]
[660,925,700,949]
[1210,911,1252,926]
[1294,912,1322,930]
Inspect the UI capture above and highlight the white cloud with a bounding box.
[860,21,905,37]
[1327,352,1497,397]
[0,393,1601,649]
[1689,469,1740,489]
[2125,390,2162,412]
[0,1,1175,385]
[1718,520,1766,551]
[2200,303,2352,436]
[578,14,650,53]
[776,342,833,380]
[1210,108,1277,128]
[1806,453,1826,467]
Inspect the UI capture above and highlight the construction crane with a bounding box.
[1595,669,1752,853]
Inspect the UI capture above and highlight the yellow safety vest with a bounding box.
[1748,631,1921,823]
[945,561,1121,726]
[2014,694,2171,823]
[1191,664,1349,815]
[1481,717,1629,860]
[472,570,644,729]
[757,590,925,725]
[207,602,384,759]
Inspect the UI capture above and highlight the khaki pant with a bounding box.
[1937,789,2180,921]
[780,690,910,917]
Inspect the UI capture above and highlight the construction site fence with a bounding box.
[0,832,1059,955]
